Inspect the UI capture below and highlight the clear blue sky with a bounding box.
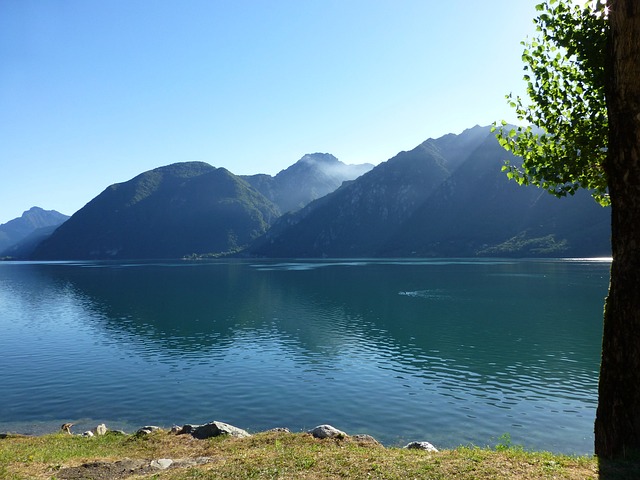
[0,0,538,224]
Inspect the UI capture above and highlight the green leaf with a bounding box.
[498,0,608,204]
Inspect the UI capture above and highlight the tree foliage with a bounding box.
[494,0,609,205]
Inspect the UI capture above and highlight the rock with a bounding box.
[308,424,347,439]
[190,421,251,439]
[404,441,439,452]
[150,458,174,470]
[352,434,381,446]
[176,424,196,435]
[136,426,162,435]
[170,425,182,434]
[61,423,74,434]
[92,424,107,436]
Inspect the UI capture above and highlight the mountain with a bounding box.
[248,140,457,257]
[248,126,611,258]
[32,162,280,260]
[0,225,63,259]
[22,126,611,260]
[242,153,373,213]
[0,207,69,254]
[379,131,611,257]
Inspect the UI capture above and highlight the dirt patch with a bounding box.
[56,456,217,480]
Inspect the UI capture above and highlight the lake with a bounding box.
[0,258,610,454]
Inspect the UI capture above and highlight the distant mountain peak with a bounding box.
[3,206,69,228]
[243,153,373,214]
[22,206,46,215]
[298,153,340,165]
[0,207,69,255]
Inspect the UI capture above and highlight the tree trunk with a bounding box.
[594,0,640,459]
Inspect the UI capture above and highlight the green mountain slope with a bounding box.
[32,162,279,260]
[381,132,610,257]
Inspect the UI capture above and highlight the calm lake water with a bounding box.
[0,258,610,454]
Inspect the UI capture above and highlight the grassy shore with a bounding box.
[1,429,638,479]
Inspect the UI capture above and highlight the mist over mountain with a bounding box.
[248,141,454,257]
[248,126,611,258]
[0,207,68,255]
[242,153,374,213]
[32,162,280,260]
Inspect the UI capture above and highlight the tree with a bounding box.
[495,0,640,458]
[495,0,609,205]
[596,0,640,459]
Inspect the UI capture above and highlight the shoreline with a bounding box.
[1,425,618,480]
[1,420,439,452]
[0,419,597,457]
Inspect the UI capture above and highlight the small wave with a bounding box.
[252,261,366,271]
[398,290,450,300]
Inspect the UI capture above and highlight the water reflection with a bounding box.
[0,259,609,453]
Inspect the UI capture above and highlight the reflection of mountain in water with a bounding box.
[28,260,605,388]
[23,261,365,358]
[2,259,608,452]
[32,261,364,358]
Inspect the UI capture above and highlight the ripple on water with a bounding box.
[0,259,607,453]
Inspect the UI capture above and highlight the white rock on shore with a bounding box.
[92,424,107,436]
[308,424,347,439]
[404,441,439,452]
[55,420,436,453]
[179,421,251,439]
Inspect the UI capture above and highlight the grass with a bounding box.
[0,429,638,479]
